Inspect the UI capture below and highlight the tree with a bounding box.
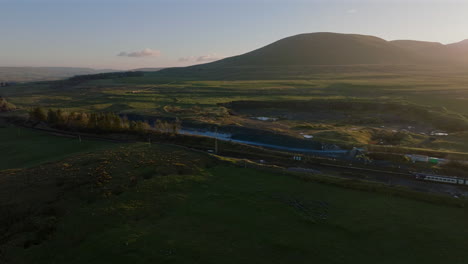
[134,120,150,133]
[172,117,181,134]
[87,113,98,131]
[101,113,113,131]
[29,107,47,122]
[56,109,67,127]
[77,112,89,128]
[121,115,130,130]
[111,114,122,131]
[47,109,58,124]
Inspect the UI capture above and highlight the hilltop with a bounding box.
[156,32,468,79]
[206,32,468,67]
[211,33,420,66]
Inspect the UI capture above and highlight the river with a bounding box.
[179,129,349,157]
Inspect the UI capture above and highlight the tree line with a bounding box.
[28,106,181,134]
[55,71,145,87]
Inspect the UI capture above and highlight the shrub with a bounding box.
[0,97,16,112]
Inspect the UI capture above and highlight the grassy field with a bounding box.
[2,65,468,156]
[4,65,468,114]
[3,153,468,263]
[2,65,468,166]
[0,126,117,170]
[1,125,468,263]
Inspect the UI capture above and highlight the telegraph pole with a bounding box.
[214,127,218,154]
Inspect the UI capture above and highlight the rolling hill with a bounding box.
[211,32,468,67]
[211,33,420,66]
[131,67,166,72]
[0,67,118,82]
[156,32,468,79]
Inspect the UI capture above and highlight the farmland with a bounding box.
[3,65,468,156]
[2,64,468,263]
[1,134,468,263]
[0,125,116,170]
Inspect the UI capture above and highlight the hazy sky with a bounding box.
[1,0,468,70]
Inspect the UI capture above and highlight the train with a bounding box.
[412,172,468,185]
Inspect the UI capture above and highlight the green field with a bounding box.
[2,147,468,263]
[1,121,468,263]
[0,126,117,170]
[3,65,468,156]
[2,65,468,262]
[5,65,468,114]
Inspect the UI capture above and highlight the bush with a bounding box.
[0,97,16,112]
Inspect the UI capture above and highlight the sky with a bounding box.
[1,0,468,70]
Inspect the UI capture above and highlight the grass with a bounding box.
[1,128,468,263]
[5,66,468,114]
[3,67,468,155]
[2,60,468,264]
[0,126,117,170]
[3,65,468,158]
[3,145,468,263]
[8,167,468,263]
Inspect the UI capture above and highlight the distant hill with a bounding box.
[390,40,447,63]
[446,39,468,64]
[156,32,468,79]
[0,67,118,82]
[211,33,420,67]
[131,67,165,72]
[390,39,468,65]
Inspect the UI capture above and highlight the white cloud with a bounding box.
[117,48,161,58]
[196,54,224,62]
[178,56,195,62]
[346,9,357,14]
[178,54,224,63]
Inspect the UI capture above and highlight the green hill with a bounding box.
[211,33,419,66]
[155,32,468,79]
[0,67,118,82]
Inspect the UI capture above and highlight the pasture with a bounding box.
[3,65,468,155]
[4,65,468,115]
[2,150,468,263]
[0,126,117,170]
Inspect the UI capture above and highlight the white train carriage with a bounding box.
[413,173,468,185]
